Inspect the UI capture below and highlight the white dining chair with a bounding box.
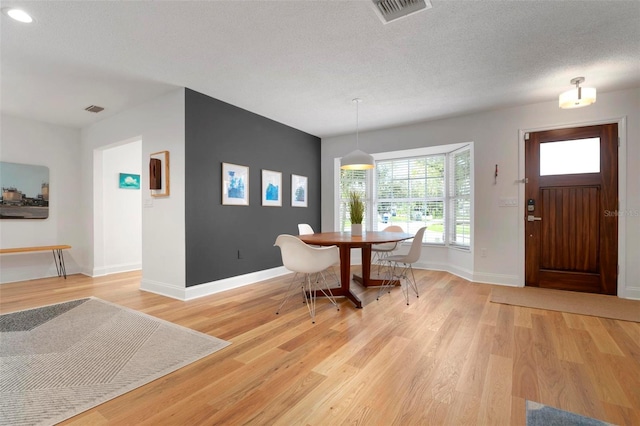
[377,227,427,305]
[371,225,404,275]
[298,223,340,285]
[274,234,340,323]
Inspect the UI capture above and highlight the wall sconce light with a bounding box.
[559,77,596,109]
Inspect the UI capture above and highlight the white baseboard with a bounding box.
[92,262,141,277]
[184,267,289,301]
[471,271,521,287]
[0,258,82,284]
[139,266,290,301]
[623,286,640,300]
[140,278,187,300]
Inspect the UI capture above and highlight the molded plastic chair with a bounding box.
[371,225,404,274]
[298,223,315,235]
[377,227,427,305]
[298,223,339,284]
[274,234,340,323]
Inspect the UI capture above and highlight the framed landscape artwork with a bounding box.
[222,162,249,205]
[261,169,281,207]
[291,174,307,207]
[0,161,50,219]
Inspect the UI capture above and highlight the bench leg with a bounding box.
[52,249,67,279]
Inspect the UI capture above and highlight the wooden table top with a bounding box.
[299,231,413,246]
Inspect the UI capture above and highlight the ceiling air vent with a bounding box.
[84,105,104,113]
[371,0,432,24]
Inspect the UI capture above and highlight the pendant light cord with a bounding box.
[353,98,361,149]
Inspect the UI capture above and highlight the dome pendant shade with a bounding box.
[341,149,375,170]
[559,77,596,109]
[340,98,375,170]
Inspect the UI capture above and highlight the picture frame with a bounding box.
[0,161,50,219]
[261,169,282,207]
[150,150,170,197]
[222,162,249,205]
[291,174,308,207]
[119,173,140,189]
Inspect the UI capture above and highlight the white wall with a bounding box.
[101,140,142,274]
[321,88,640,299]
[81,89,186,296]
[0,114,83,283]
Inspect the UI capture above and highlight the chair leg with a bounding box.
[408,265,419,299]
[399,264,419,305]
[376,260,396,301]
[377,262,419,305]
[302,274,316,323]
[316,271,339,311]
[276,274,304,314]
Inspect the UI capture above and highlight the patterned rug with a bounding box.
[0,297,231,426]
[526,400,614,425]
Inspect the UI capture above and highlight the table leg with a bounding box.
[52,249,67,279]
[353,245,400,288]
[334,246,362,308]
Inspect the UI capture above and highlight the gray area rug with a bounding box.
[526,400,614,425]
[0,297,231,426]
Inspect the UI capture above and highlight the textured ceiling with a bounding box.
[1,1,639,138]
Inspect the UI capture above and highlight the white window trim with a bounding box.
[335,142,474,252]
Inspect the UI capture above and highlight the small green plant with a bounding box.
[349,191,364,224]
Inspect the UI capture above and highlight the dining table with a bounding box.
[298,230,413,308]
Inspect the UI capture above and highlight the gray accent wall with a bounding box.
[185,89,321,287]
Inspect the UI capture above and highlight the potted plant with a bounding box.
[349,191,364,236]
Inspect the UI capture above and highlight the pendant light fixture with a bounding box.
[559,77,596,109]
[340,98,375,170]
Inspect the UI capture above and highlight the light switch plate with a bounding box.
[499,197,518,207]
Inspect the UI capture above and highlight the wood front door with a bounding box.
[525,124,618,295]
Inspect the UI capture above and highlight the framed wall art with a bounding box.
[0,161,50,219]
[291,174,307,207]
[222,162,249,205]
[261,169,281,207]
[119,173,140,189]
[149,150,170,197]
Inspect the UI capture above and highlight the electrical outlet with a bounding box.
[481,248,487,258]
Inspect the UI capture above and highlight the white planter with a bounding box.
[351,223,363,236]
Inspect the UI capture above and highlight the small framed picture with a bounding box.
[119,173,140,189]
[261,169,282,207]
[291,174,307,207]
[222,162,249,205]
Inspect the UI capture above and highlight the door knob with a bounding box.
[527,215,542,222]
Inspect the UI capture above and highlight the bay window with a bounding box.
[337,143,472,249]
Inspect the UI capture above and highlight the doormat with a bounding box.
[490,286,640,322]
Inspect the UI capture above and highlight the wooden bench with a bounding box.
[0,245,71,278]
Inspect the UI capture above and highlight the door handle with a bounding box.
[527,215,542,222]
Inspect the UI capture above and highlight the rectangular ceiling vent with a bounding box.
[371,0,432,24]
[84,105,104,113]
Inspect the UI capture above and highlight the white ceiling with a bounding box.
[1,1,639,138]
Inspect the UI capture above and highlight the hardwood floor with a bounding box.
[1,269,639,425]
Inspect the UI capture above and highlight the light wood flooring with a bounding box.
[1,269,639,425]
